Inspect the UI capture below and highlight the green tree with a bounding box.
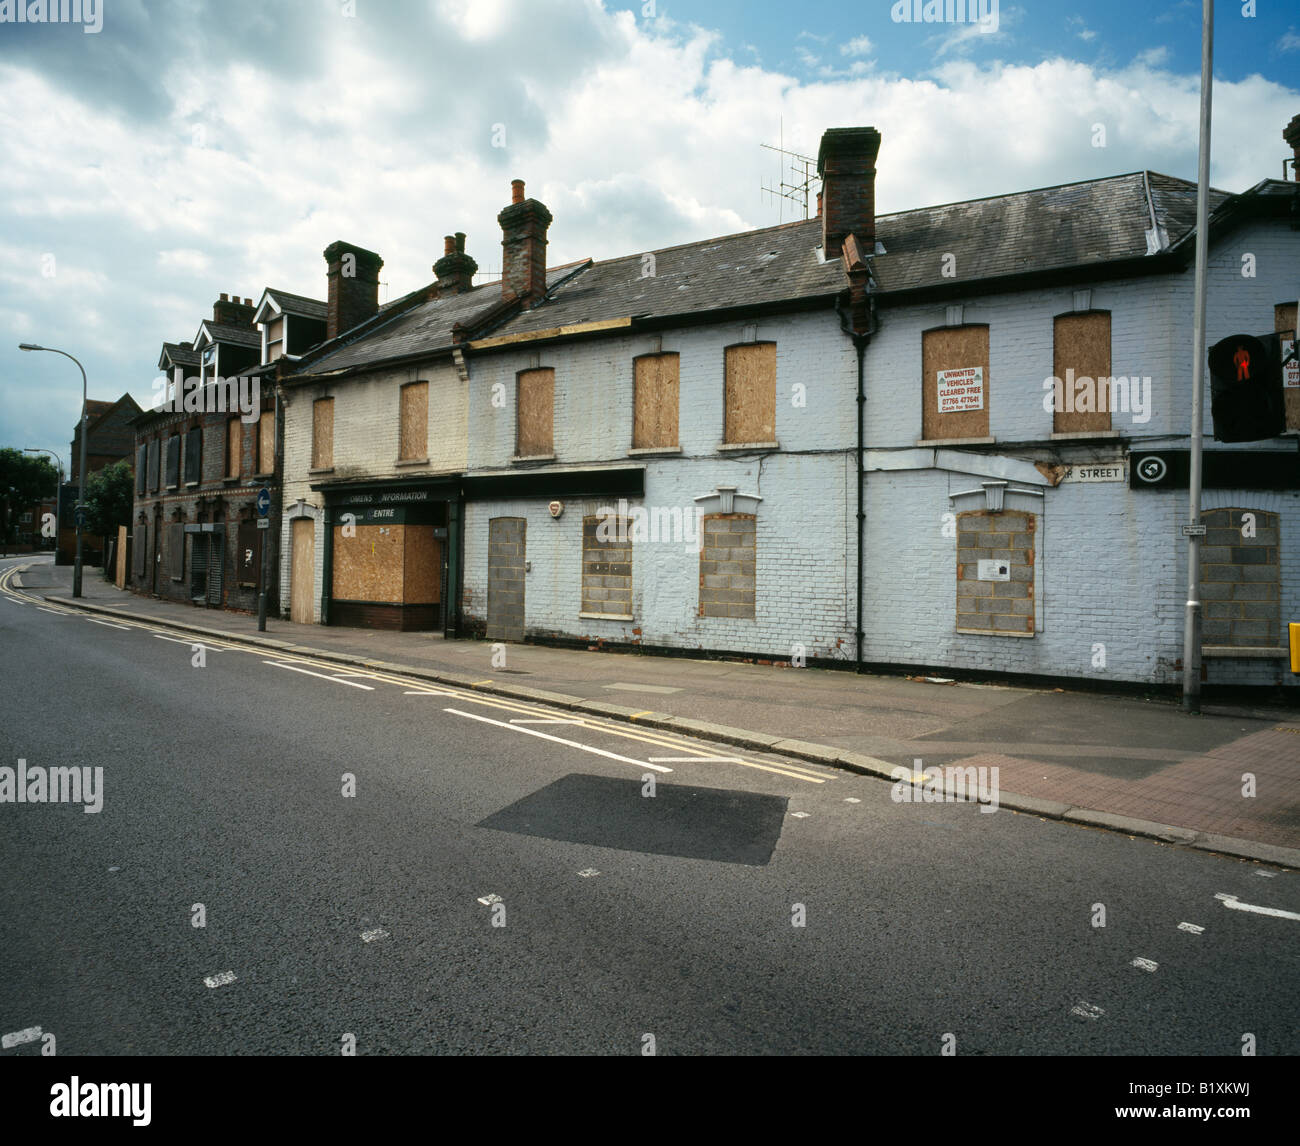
[82,457,134,538]
[0,448,60,545]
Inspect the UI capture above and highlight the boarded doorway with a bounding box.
[486,517,525,641]
[291,518,315,623]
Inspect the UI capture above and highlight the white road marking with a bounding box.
[2,1026,42,1049]
[443,707,672,772]
[509,718,580,725]
[203,971,237,988]
[1254,870,1278,878]
[477,894,502,906]
[647,755,742,763]
[360,928,389,943]
[1070,1002,1104,1020]
[1178,922,1205,934]
[1131,957,1159,972]
[153,634,222,650]
[36,607,64,615]
[577,869,600,878]
[789,811,810,819]
[844,797,861,803]
[403,689,459,697]
[3,597,25,605]
[265,661,374,689]
[1215,894,1300,921]
[86,618,130,629]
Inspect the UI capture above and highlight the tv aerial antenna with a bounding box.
[760,120,818,221]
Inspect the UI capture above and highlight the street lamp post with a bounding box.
[23,447,64,555]
[20,344,89,597]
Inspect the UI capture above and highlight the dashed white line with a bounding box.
[360,928,389,943]
[443,707,672,772]
[1070,1002,1104,1020]
[1215,894,1300,921]
[647,755,742,763]
[1131,957,1159,972]
[577,869,600,878]
[86,618,130,629]
[1178,922,1206,934]
[2,1026,42,1049]
[203,971,237,989]
[36,607,64,615]
[789,811,810,819]
[477,894,503,906]
[510,718,580,725]
[265,661,375,689]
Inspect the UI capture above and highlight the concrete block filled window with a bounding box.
[1200,508,1281,649]
[723,343,776,445]
[922,325,990,442]
[1051,312,1112,434]
[312,397,334,470]
[632,353,679,449]
[699,513,756,618]
[256,410,274,475]
[226,418,242,479]
[956,510,1035,636]
[398,383,426,461]
[516,368,554,457]
[581,515,632,618]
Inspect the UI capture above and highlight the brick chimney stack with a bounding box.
[817,126,882,260]
[497,179,552,303]
[212,293,255,326]
[1284,114,1300,180]
[323,240,384,339]
[433,231,479,296]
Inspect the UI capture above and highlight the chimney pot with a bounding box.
[444,235,456,255]
[433,232,478,296]
[1284,113,1300,181]
[220,292,229,302]
[511,179,525,204]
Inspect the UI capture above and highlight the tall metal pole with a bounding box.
[1182,0,1214,714]
[19,344,88,597]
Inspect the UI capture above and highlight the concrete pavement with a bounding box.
[15,557,1300,867]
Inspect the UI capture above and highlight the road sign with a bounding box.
[1181,523,1207,537]
[256,487,271,516]
[73,506,86,528]
[256,518,269,530]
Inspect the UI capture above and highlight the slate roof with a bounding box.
[265,288,327,319]
[200,321,262,348]
[283,168,1243,373]
[160,341,200,367]
[287,264,586,378]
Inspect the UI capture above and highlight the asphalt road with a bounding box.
[1,555,1297,1056]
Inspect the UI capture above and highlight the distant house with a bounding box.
[58,392,142,565]
[129,294,280,609]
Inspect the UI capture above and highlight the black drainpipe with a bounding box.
[836,296,874,674]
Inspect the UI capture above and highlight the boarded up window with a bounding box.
[236,520,261,588]
[1052,312,1112,433]
[399,383,427,461]
[632,353,679,449]
[227,418,242,478]
[148,438,159,491]
[723,343,776,444]
[516,368,554,457]
[699,514,755,618]
[1276,303,1299,431]
[312,398,334,469]
[184,427,202,484]
[166,523,184,580]
[956,510,1035,636]
[332,525,404,604]
[922,326,990,441]
[582,515,632,616]
[1200,508,1280,648]
[164,435,180,487]
[136,444,147,494]
[256,410,274,474]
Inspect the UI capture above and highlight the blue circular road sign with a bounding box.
[256,487,271,516]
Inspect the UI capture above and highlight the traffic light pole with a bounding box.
[1182,0,1214,715]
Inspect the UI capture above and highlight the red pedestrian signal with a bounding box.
[1207,333,1285,442]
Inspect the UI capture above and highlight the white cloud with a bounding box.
[841,36,873,57]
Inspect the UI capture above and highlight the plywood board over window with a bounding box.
[1276,303,1299,431]
[332,524,404,603]
[1052,312,1112,433]
[723,342,776,444]
[399,382,427,461]
[921,325,990,441]
[257,410,274,474]
[312,398,334,470]
[516,368,554,457]
[632,353,679,449]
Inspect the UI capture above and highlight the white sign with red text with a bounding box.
[937,366,984,413]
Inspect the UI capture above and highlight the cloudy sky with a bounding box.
[1,0,1297,466]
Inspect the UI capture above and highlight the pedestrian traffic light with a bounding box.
[1207,332,1286,442]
